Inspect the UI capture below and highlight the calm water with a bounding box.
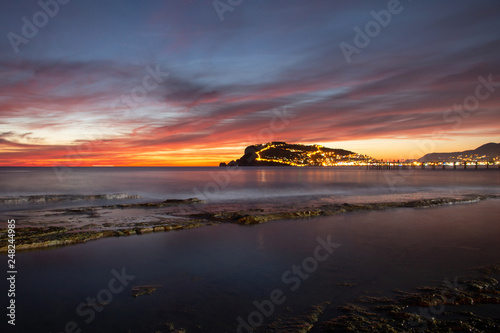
[2,200,500,332]
[1,167,500,332]
[1,167,499,212]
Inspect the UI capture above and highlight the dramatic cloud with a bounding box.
[0,0,499,165]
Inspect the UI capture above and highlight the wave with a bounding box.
[0,193,140,205]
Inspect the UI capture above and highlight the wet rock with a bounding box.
[373,304,407,313]
[338,304,377,317]
[163,197,205,205]
[256,302,329,333]
[0,193,139,205]
[237,214,274,224]
[135,227,154,234]
[3,194,499,252]
[474,265,500,276]
[322,313,398,332]
[182,222,203,230]
[186,195,499,227]
[236,211,324,224]
[116,229,137,236]
[99,197,205,209]
[321,273,500,332]
[156,322,186,333]
[357,296,394,304]
[83,301,109,308]
[336,282,358,287]
[130,285,160,297]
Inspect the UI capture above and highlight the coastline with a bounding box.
[1,194,499,252]
[6,196,500,332]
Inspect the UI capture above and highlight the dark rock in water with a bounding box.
[83,301,108,308]
[0,219,205,252]
[236,210,325,224]
[356,296,393,304]
[163,197,204,205]
[338,304,377,316]
[473,265,500,276]
[130,285,160,297]
[322,274,500,332]
[255,302,330,332]
[135,227,154,234]
[1,194,498,252]
[154,322,186,333]
[115,229,137,236]
[99,197,205,209]
[0,193,139,205]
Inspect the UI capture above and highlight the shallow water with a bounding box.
[1,167,499,212]
[3,199,499,332]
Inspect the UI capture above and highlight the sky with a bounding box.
[0,0,499,166]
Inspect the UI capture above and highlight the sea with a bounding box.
[1,167,499,332]
[1,166,499,212]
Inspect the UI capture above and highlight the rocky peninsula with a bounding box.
[220,141,375,167]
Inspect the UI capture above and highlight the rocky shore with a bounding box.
[1,194,498,252]
[144,265,500,332]
[252,265,500,332]
[0,193,140,205]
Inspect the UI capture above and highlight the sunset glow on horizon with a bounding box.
[1,0,500,166]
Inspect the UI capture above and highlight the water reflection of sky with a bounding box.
[11,200,500,332]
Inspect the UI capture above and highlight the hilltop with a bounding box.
[418,143,500,163]
[220,142,375,167]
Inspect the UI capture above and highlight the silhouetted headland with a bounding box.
[219,142,375,167]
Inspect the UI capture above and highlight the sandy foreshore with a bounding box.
[1,194,499,252]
